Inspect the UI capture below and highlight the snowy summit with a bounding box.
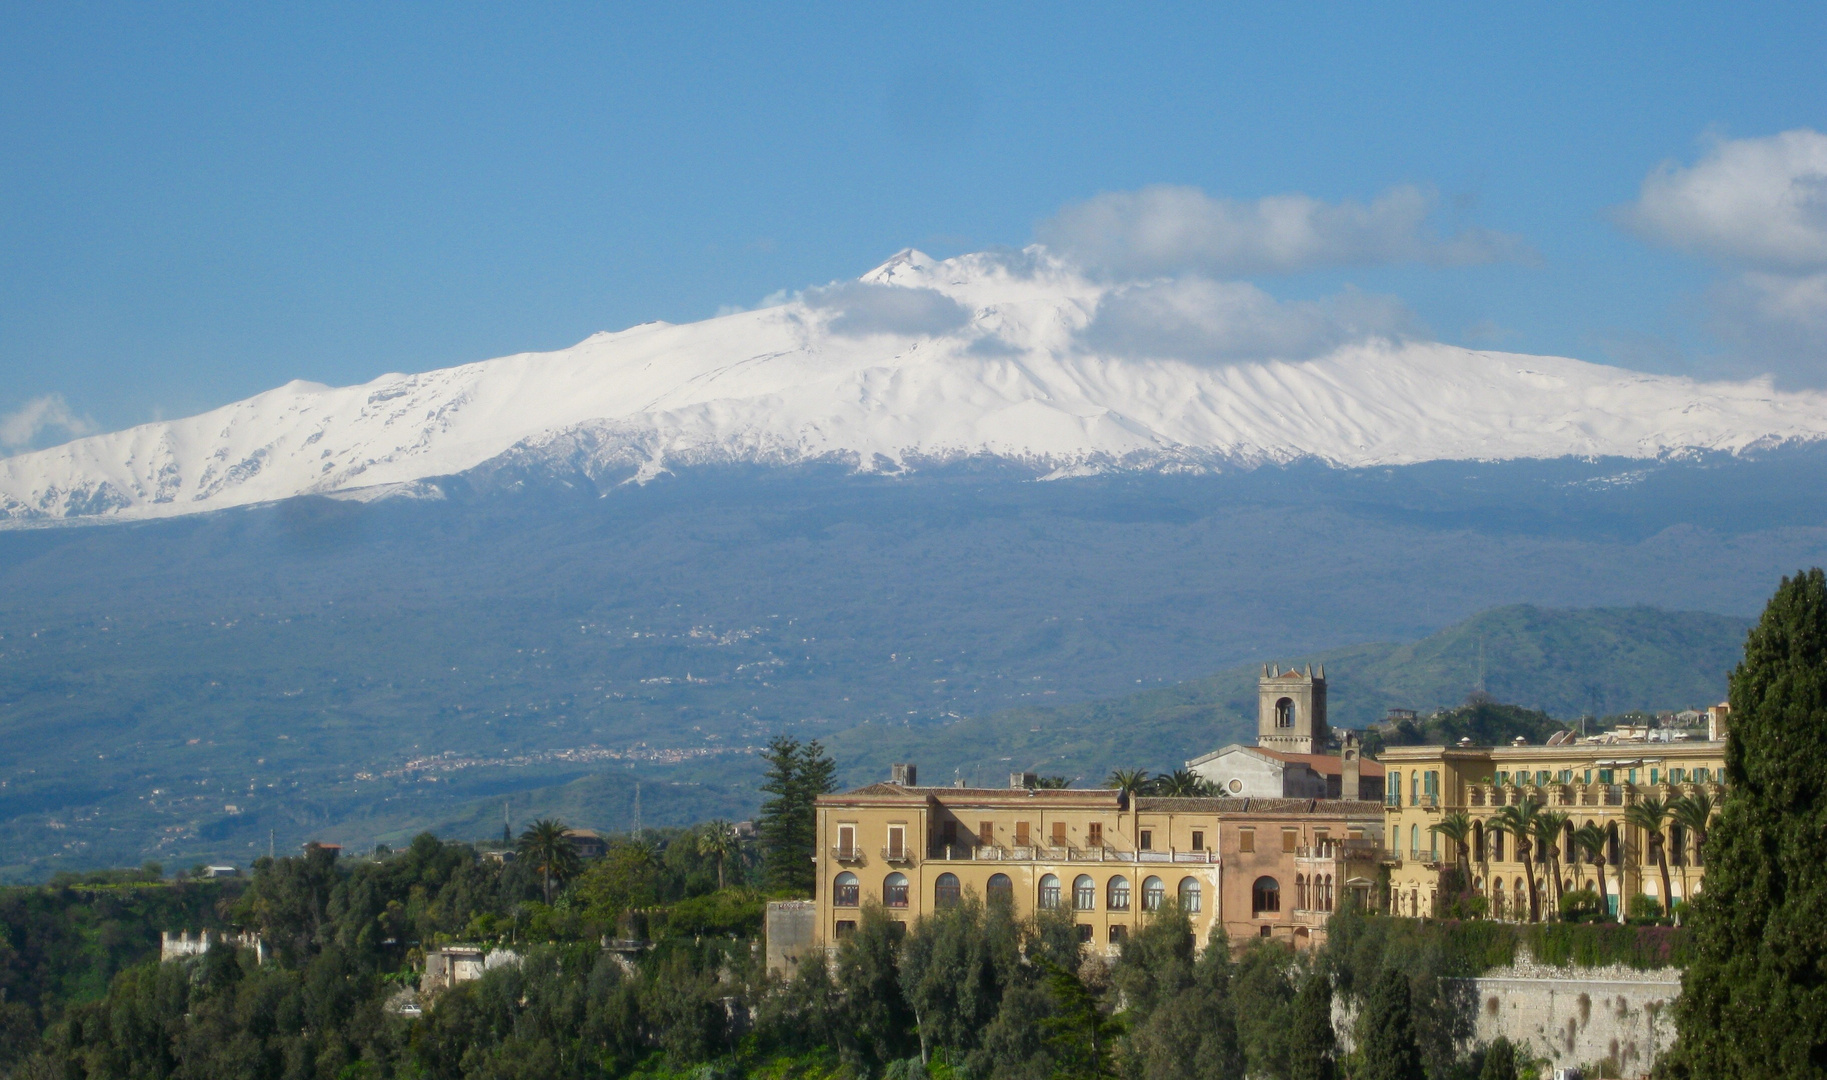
[6,247,1827,525]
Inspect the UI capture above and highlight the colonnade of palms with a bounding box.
[1428,788,1717,923]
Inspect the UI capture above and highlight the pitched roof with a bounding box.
[1133,796,1384,818]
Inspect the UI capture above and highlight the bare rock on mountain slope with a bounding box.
[6,247,1827,525]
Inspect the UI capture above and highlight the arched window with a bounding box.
[1252,876,1280,915]
[884,872,909,908]
[1473,820,1485,862]
[1669,824,1686,867]
[1074,874,1096,911]
[1514,877,1527,918]
[1324,875,1334,911]
[1275,697,1296,728]
[1410,824,1419,858]
[1296,874,1308,910]
[834,871,859,907]
[987,873,1013,906]
[1107,875,1131,911]
[1606,823,1622,866]
[1141,876,1165,912]
[935,872,962,907]
[1492,827,1506,862]
[1178,877,1202,913]
[1039,873,1061,909]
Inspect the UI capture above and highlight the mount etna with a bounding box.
[1,249,1823,877]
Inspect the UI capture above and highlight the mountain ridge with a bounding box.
[9,248,1827,525]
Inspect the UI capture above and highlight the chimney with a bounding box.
[1010,771,1037,790]
[1340,732,1361,801]
[890,763,917,787]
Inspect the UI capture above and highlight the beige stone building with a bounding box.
[799,665,1385,964]
[1382,717,1729,919]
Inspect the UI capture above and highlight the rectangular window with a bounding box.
[1192,830,1205,851]
[1559,769,1573,784]
[1629,768,1639,785]
[1108,925,1127,944]
[1598,769,1614,784]
[1016,821,1030,845]
[1425,772,1438,796]
[1411,775,1420,804]
[1670,769,1683,784]
[1076,924,1093,944]
[979,821,994,846]
[1239,829,1255,853]
[1387,771,1402,806]
[837,825,856,857]
[1087,822,1103,846]
[835,920,857,939]
[1497,771,1508,786]
[1139,830,1153,851]
[1650,769,1659,785]
[1282,828,1298,853]
[1584,769,1592,784]
[887,825,905,860]
[1052,821,1068,845]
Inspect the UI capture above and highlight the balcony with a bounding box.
[923,844,1222,864]
[830,845,865,864]
[880,846,914,864]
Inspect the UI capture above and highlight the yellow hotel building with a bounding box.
[1381,710,1729,918]
[809,763,1382,955]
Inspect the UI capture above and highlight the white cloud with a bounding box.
[1037,184,1530,276]
[802,280,972,337]
[1621,130,1827,384]
[1078,277,1418,364]
[1622,129,1827,270]
[0,394,96,452]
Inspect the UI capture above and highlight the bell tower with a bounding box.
[1257,663,1328,755]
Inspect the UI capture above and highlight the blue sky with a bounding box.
[3,3,1826,446]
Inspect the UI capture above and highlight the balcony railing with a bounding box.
[925,844,1221,864]
[831,845,864,863]
[881,846,913,864]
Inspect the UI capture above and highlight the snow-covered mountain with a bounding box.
[8,247,1827,526]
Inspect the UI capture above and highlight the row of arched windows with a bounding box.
[834,871,1204,913]
[1295,873,1334,912]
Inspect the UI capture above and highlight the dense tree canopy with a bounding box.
[1662,569,1827,1078]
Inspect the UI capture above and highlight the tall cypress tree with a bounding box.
[1285,970,1336,1080]
[1356,969,1423,1080]
[1662,569,1827,1077]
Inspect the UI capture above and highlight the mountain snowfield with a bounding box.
[8,247,1827,526]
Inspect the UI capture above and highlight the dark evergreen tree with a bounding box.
[1286,970,1336,1080]
[1040,961,1124,1080]
[1356,969,1423,1080]
[1231,940,1296,1079]
[1478,1036,1519,1080]
[1662,568,1827,1078]
[833,903,918,1074]
[758,736,837,894]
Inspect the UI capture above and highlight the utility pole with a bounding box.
[268,829,274,860]
[502,802,511,848]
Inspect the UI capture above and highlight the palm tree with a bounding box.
[1157,769,1208,797]
[1032,775,1072,789]
[1625,795,1675,921]
[517,818,580,904]
[1435,811,1475,883]
[696,819,739,890]
[1572,822,1612,920]
[1669,789,1716,917]
[1531,811,1571,917]
[1493,798,1543,921]
[1106,768,1150,798]
[1671,789,1717,867]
